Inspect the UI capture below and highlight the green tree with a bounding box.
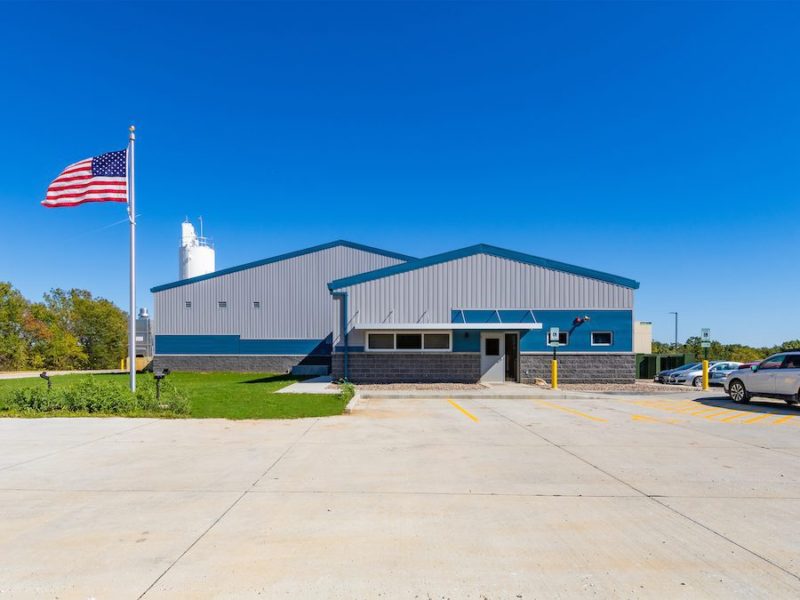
[44,289,127,369]
[0,282,29,370]
[23,302,86,369]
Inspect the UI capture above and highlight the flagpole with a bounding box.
[128,125,136,392]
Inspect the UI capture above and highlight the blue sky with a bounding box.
[1,2,798,347]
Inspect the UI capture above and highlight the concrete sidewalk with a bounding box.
[0,369,124,380]
[357,381,724,401]
[276,375,339,394]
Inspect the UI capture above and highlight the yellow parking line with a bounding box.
[701,410,731,419]
[447,399,479,423]
[718,412,749,423]
[535,400,607,423]
[742,413,772,424]
[771,414,796,426]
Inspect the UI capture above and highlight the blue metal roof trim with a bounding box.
[328,244,640,290]
[150,240,416,293]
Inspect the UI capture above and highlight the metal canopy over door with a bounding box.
[480,332,505,383]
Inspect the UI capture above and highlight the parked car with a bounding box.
[655,363,699,384]
[671,361,741,387]
[671,361,727,387]
[725,351,800,405]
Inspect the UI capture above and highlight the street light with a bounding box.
[668,312,679,350]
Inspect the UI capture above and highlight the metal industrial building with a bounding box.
[151,240,640,383]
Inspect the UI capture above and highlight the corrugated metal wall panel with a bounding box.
[335,253,633,343]
[153,246,404,339]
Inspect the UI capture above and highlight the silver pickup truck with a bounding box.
[725,351,800,405]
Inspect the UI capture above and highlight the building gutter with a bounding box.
[331,290,349,381]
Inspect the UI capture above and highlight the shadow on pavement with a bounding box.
[689,394,800,415]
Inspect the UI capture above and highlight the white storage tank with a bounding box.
[178,219,215,279]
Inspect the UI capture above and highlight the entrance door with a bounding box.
[480,333,505,383]
[504,333,519,382]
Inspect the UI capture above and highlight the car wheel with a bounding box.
[729,379,750,403]
[692,376,702,388]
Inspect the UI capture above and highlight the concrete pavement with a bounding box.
[1,392,799,598]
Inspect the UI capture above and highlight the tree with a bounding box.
[0,282,29,370]
[43,289,127,369]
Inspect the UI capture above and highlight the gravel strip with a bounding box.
[354,383,487,391]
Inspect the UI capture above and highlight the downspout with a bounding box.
[331,290,349,381]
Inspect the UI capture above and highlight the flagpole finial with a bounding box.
[129,125,136,140]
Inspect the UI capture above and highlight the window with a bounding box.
[367,333,394,350]
[217,301,227,309]
[184,301,192,309]
[760,354,785,370]
[782,354,800,369]
[424,333,450,350]
[546,331,569,345]
[396,333,422,350]
[253,301,261,309]
[591,331,613,346]
[485,338,500,356]
[365,332,451,352]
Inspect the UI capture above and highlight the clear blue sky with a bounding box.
[1,2,798,347]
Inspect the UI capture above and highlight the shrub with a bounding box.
[6,376,189,416]
[340,381,356,404]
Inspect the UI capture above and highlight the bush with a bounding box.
[6,376,189,416]
[339,381,356,404]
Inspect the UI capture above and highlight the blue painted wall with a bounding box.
[155,335,332,355]
[450,309,633,353]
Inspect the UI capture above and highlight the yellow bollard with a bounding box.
[551,359,558,390]
[702,359,709,390]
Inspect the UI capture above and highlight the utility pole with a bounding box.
[669,312,679,350]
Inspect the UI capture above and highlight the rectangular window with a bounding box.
[546,331,569,345]
[365,331,451,352]
[217,301,227,309]
[184,301,192,309]
[591,331,613,346]
[424,333,450,350]
[367,333,394,350]
[485,338,500,356]
[396,333,422,350]
[253,301,260,309]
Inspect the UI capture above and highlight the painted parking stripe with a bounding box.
[741,413,772,424]
[535,400,607,423]
[771,414,796,426]
[447,399,479,423]
[718,411,750,423]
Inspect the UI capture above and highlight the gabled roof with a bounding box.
[328,243,640,291]
[151,240,415,293]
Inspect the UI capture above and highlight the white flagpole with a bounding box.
[128,125,136,392]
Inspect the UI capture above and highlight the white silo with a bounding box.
[178,219,215,279]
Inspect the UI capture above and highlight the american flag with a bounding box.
[42,149,128,208]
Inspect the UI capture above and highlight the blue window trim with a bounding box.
[150,240,415,293]
[327,244,639,291]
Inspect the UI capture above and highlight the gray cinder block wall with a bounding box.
[332,353,481,383]
[153,355,329,373]
[331,352,635,384]
[520,353,635,384]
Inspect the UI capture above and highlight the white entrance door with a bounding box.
[480,333,505,383]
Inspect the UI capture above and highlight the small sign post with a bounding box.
[547,327,560,389]
[700,328,711,390]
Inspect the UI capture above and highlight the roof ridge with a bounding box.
[150,240,415,293]
[328,243,640,290]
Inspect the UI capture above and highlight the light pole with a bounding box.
[669,312,679,350]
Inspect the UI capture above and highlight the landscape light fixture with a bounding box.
[153,368,171,400]
[39,371,51,391]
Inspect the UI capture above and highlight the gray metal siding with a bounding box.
[337,253,633,345]
[153,246,404,339]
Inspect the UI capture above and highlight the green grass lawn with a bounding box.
[0,372,349,419]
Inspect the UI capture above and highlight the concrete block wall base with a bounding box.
[520,353,636,384]
[332,352,635,384]
[332,352,481,384]
[153,355,330,373]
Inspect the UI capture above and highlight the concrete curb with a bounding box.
[344,392,363,414]
[357,391,616,401]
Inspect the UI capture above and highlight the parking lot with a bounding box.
[1,391,800,598]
